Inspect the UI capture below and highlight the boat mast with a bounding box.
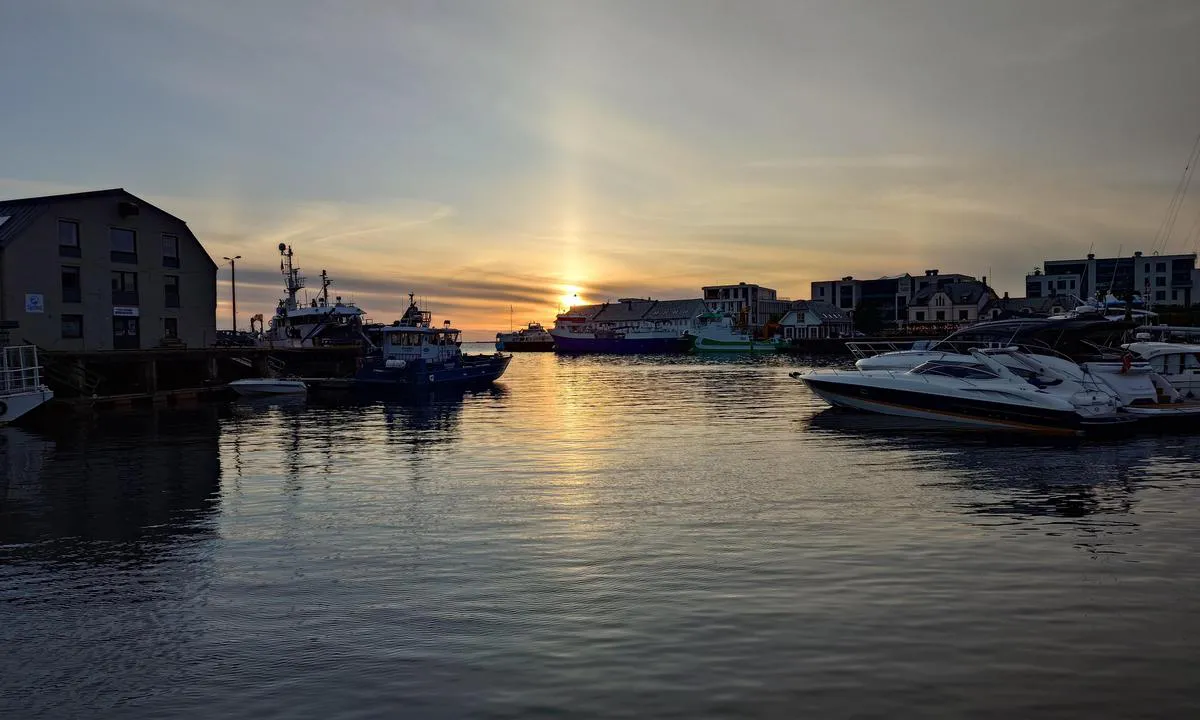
[320,269,331,306]
[279,243,304,312]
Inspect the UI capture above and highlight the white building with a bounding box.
[906,281,996,326]
[777,301,853,339]
[1028,251,1197,306]
[702,282,791,328]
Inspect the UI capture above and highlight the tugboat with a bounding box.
[691,312,784,353]
[355,294,511,388]
[495,322,554,352]
[258,244,372,348]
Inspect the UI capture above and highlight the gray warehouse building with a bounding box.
[0,188,217,351]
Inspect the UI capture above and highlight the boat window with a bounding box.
[1166,354,1183,375]
[1186,354,1200,370]
[1149,356,1167,373]
[911,361,999,379]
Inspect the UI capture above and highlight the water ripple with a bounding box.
[3,350,1200,718]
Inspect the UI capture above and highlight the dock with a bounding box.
[39,345,363,406]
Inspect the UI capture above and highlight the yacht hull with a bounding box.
[355,354,512,387]
[800,377,1123,436]
[551,334,692,354]
[0,388,54,425]
[693,337,782,353]
[495,340,554,352]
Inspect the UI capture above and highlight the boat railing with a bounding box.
[1,345,45,395]
[846,339,958,358]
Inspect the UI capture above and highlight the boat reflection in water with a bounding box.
[803,407,1200,533]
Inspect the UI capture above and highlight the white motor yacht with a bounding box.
[1121,341,1200,400]
[792,347,1133,436]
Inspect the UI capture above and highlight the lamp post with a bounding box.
[223,255,241,331]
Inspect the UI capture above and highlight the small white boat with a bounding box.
[2,345,54,425]
[228,378,308,396]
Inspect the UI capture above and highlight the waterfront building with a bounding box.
[811,270,977,328]
[988,294,1067,320]
[701,283,791,328]
[0,188,217,351]
[776,302,853,339]
[1027,251,1197,306]
[906,279,996,327]
[564,297,709,330]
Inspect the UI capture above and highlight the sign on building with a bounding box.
[24,293,44,313]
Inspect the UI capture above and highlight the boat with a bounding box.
[849,318,1135,371]
[1046,293,1158,324]
[496,322,554,352]
[690,312,784,353]
[844,319,1200,425]
[257,244,372,349]
[355,294,511,388]
[1121,340,1200,400]
[791,347,1135,436]
[1,345,54,425]
[550,311,693,354]
[227,378,308,396]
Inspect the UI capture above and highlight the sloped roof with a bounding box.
[642,298,706,320]
[913,281,991,305]
[783,300,851,325]
[565,298,707,323]
[0,188,216,269]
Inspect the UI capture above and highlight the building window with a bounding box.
[1173,290,1180,301]
[1156,262,1167,273]
[58,219,81,257]
[162,234,180,267]
[110,227,137,263]
[936,310,946,321]
[1069,280,1075,289]
[163,317,178,339]
[1156,291,1166,301]
[1156,276,1167,287]
[61,266,82,303]
[61,314,83,339]
[818,287,825,297]
[1057,280,1067,290]
[934,295,946,306]
[1145,263,1150,273]
[164,275,180,308]
[959,309,969,321]
[915,311,926,322]
[111,270,139,305]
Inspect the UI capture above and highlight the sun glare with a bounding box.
[558,286,583,310]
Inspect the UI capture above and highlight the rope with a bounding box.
[1151,127,1200,255]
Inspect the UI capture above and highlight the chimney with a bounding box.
[925,269,939,277]
[1087,253,1095,260]
[1134,251,1143,257]
[1003,291,1009,299]
[982,275,987,286]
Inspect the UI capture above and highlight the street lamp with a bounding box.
[223,255,242,331]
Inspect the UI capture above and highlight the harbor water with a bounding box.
[3,347,1200,718]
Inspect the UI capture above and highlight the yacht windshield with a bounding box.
[910,361,1000,380]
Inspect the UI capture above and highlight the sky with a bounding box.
[3,0,1200,338]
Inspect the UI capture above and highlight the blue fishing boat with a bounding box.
[354,295,511,388]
